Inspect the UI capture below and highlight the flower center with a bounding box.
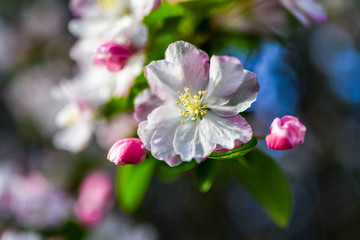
[97,0,117,11]
[176,87,208,124]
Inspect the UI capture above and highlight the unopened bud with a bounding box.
[265,116,306,150]
[93,42,132,72]
[107,138,146,165]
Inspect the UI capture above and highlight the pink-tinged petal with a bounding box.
[266,116,306,150]
[164,41,210,93]
[207,70,259,117]
[167,154,183,167]
[144,60,185,102]
[174,120,212,161]
[69,0,88,18]
[297,0,327,23]
[213,139,243,152]
[134,89,165,122]
[265,133,293,150]
[137,105,181,150]
[280,0,327,28]
[280,0,310,27]
[200,111,253,151]
[205,56,245,105]
[93,42,132,72]
[150,119,183,165]
[107,138,146,165]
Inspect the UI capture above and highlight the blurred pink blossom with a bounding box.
[280,0,327,27]
[107,138,146,165]
[9,172,71,228]
[212,0,288,35]
[74,171,112,227]
[265,115,306,150]
[93,42,132,72]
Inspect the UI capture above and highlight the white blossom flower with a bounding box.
[69,16,147,67]
[69,0,161,21]
[136,41,260,166]
[52,80,95,153]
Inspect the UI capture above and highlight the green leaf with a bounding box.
[157,160,197,182]
[196,159,217,193]
[102,97,130,119]
[116,156,156,213]
[233,148,292,228]
[144,2,185,32]
[208,137,257,160]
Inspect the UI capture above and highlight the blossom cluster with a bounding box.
[52,0,160,153]
[47,0,326,161]
[0,0,336,237]
[107,41,306,167]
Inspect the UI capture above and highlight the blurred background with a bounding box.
[0,0,360,239]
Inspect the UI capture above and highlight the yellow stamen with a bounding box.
[97,0,117,11]
[176,86,208,124]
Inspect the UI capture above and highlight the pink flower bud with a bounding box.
[93,42,132,72]
[107,138,146,165]
[265,115,306,150]
[74,171,112,227]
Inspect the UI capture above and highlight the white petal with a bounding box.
[200,111,253,150]
[105,17,148,50]
[164,41,209,93]
[174,120,213,161]
[144,60,185,102]
[205,56,245,105]
[53,121,92,153]
[137,105,181,150]
[130,0,161,20]
[113,52,145,97]
[134,89,164,122]
[207,70,259,117]
[150,119,181,164]
[55,103,80,128]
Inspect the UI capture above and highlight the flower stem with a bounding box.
[254,135,266,139]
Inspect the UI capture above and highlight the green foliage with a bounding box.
[115,156,157,213]
[102,97,130,119]
[208,137,257,160]
[196,158,217,192]
[233,148,292,228]
[144,2,186,33]
[40,220,86,240]
[157,160,197,182]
